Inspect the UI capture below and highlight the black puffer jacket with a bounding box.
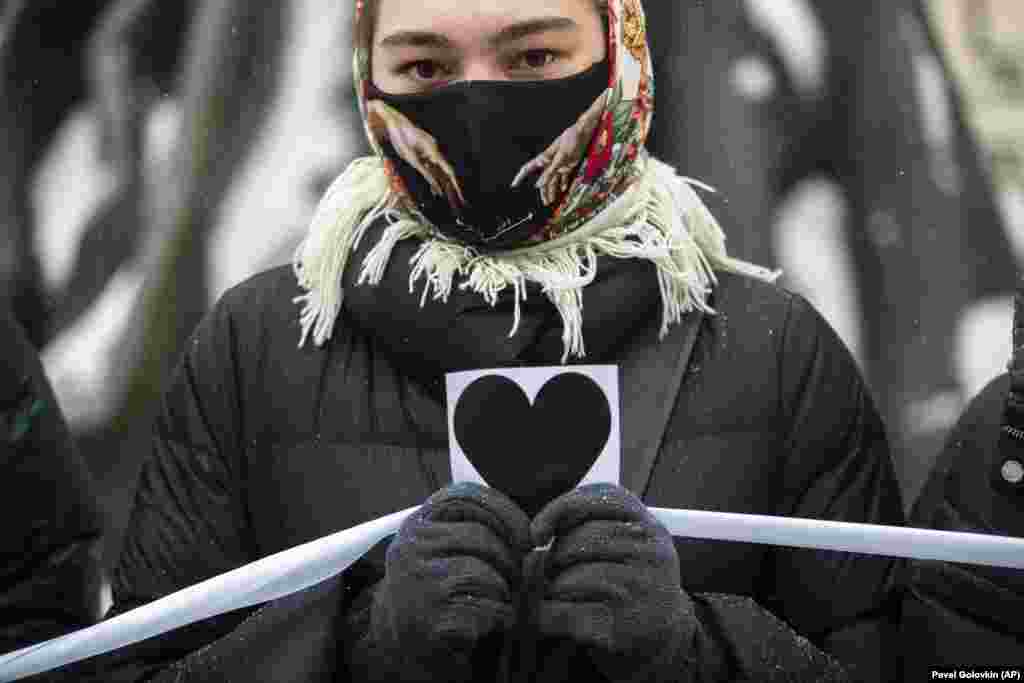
[901,373,1024,674]
[65,247,903,681]
[0,308,105,655]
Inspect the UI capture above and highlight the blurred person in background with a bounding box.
[56,1,904,681]
[0,306,106,654]
[900,283,1024,672]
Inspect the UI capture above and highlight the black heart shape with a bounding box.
[453,372,612,516]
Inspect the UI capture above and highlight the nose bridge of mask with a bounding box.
[458,76,596,195]
[459,83,506,195]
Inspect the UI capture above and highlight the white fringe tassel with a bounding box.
[293,155,781,361]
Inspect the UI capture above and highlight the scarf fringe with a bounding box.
[293,155,780,361]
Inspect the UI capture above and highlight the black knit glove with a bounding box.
[530,483,696,683]
[345,482,533,682]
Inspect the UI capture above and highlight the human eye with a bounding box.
[509,49,562,73]
[397,59,454,85]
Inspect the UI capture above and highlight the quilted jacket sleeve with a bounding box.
[901,374,1024,673]
[660,291,905,683]
[60,293,260,681]
[766,293,906,683]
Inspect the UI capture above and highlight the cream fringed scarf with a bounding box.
[292,154,779,362]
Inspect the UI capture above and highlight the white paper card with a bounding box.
[445,365,621,491]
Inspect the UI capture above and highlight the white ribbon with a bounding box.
[0,505,418,682]
[2,506,1023,681]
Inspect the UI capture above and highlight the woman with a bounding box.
[82,1,903,680]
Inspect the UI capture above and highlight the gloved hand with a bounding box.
[345,482,533,682]
[530,483,696,682]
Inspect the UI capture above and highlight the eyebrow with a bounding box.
[378,17,579,50]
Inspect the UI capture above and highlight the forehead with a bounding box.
[373,0,598,40]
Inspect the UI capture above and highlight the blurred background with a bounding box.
[0,0,1021,570]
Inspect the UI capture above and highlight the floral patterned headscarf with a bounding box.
[352,0,656,244]
[293,0,776,361]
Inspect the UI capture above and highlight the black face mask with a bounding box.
[367,58,610,251]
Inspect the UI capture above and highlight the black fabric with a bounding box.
[341,215,663,383]
[344,483,532,682]
[366,59,610,249]
[0,307,105,656]
[75,262,902,681]
[902,374,1024,674]
[616,296,704,499]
